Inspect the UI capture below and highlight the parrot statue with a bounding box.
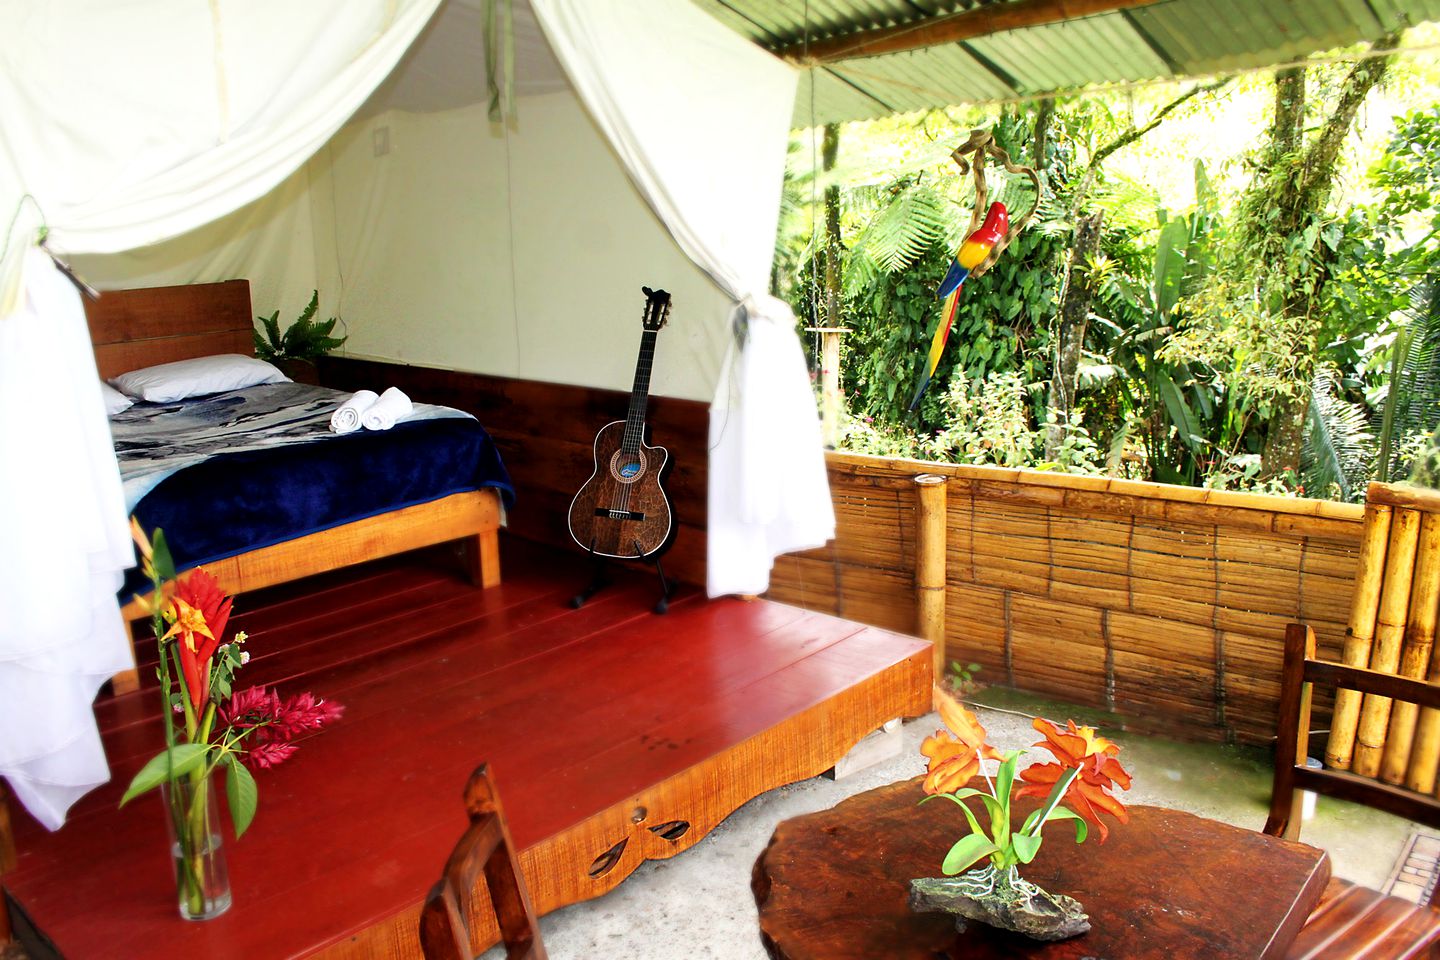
[910,201,1009,410]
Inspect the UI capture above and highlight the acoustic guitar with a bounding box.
[567,287,674,559]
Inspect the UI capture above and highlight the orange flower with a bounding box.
[161,569,233,712]
[1016,717,1132,841]
[1016,756,1130,841]
[1029,716,1131,787]
[921,687,1002,796]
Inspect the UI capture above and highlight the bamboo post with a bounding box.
[807,326,848,448]
[915,474,948,700]
[1326,501,1394,769]
[1352,507,1423,777]
[1384,512,1440,784]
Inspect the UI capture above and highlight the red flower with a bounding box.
[219,685,344,771]
[246,741,298,770]
[162,568,232,712]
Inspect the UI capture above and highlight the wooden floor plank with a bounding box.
[3,538,931,960]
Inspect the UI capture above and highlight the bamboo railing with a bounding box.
[768,452,1368,745]
[1321,483,1440,788]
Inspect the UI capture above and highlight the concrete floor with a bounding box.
[496,689,1419,960]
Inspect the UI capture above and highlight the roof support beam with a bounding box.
[773,0,1164,64]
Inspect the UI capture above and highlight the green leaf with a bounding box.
[1011,831,1044,864]
[942,833,1001,876]
[150,527,176,583]
[225,758,259,839]
[1043,806,1089,844]
[921,791,987,838]
[1158,376,1204,451]
[990,755,1019,848]
[121,743,211,805]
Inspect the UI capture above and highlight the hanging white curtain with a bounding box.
[0,0,442,829]
[528,0,835,598]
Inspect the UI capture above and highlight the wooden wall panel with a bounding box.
[768,451,1368,746]
[320,358,709,586]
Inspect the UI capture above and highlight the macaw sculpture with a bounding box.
[908,129,1041,411]
[910,202,1009,410]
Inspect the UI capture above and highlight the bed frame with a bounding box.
[88,280,503,693]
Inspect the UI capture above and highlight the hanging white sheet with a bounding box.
[528,0,835,597]
[0,0,442,829]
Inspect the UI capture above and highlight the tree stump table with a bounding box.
[752,777,1331,960]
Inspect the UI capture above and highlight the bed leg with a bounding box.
[463,530,501,589]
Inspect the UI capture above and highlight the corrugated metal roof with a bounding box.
[688,0,1440,126]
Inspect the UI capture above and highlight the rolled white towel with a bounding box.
[362,386,414,431]
[330,389,379,434]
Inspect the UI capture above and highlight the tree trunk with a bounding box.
[1255,39,1399,477]
[822,123,842,326]
[1045,210,1105,459]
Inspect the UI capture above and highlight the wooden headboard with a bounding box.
[86,280,253,379]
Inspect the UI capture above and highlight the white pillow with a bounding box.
[110,354,289,403]
[100,381,134,416]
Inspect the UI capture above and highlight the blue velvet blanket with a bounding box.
[120,409,513,602]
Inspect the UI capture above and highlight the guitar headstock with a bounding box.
[641,286,672,332]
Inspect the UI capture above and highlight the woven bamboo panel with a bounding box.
[767,452,1367,745]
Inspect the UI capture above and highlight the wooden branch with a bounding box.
[772,0,1162,63]
[1299,31,1402,200]
[1071,79,1227,212]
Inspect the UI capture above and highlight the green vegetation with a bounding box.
[776,34,1440,501]
[254,291,347,364]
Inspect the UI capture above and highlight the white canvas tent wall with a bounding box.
[0,0,832,829]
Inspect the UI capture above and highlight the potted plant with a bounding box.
[253,290,347,384]
[909,688,1132,942]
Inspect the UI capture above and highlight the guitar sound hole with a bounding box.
[609,449,648,484]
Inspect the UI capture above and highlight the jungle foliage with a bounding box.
[776,43,1440,501]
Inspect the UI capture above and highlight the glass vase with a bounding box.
[160,777,232,921]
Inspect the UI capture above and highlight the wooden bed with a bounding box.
[87,280,504,692]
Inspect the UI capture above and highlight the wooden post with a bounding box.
[807,327,848,448]
[1326,501,1393,769]
[914,475,948,700]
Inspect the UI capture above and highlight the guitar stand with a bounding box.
[570,539,672,614]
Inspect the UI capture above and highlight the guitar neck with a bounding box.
[621,329,658,453]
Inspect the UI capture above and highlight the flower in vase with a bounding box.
[219,685,345,770]
[1016,718,1132,841]
[920,690,1002,795]
[161,568,233,712]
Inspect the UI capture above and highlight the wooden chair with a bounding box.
[419,765,546,960]
[1266,576,1440,952]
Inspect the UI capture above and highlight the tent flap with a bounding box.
[528,0,836,597]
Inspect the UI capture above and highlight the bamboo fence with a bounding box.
[768,452,1367,745]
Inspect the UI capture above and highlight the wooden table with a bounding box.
[753,777,1331,960]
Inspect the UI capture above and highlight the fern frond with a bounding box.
[850,182,949,275]
[1302,368,1373,501]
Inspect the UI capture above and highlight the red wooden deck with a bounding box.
[3,538,931,959]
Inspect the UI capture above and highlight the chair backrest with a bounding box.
[419,765,546,960]
[1266,621,1440,903]
[1323,482,1440,787]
